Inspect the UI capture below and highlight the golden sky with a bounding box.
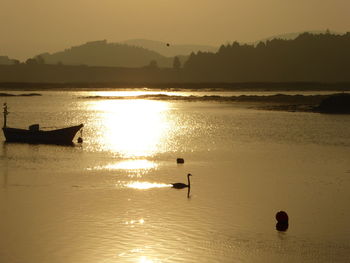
[1,0,349,60]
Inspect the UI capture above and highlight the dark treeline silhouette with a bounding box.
[1,81,349,92]
[0,56,19,65]
[1,32,350,84]
[183,32,350,82]
[0,64,181,83]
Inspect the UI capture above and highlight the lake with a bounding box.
[1,90,350,262]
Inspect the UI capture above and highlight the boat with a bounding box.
[2,103,83,145]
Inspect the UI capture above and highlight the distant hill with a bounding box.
[122,39,218,57]
[5,32,349,83]
[36,40,184,68]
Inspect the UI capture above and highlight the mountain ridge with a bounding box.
[15,30,345,68]
[36,40,178,68]
[121,39,218,57]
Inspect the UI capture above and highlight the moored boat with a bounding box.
[2,103,83,145]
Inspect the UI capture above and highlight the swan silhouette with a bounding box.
[172,173,192,189]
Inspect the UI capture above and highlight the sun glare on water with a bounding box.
[90,159,157,171]
[125,181,171,190]
[105,159,157,170]
[88,90,179,98]
[138,256,155,263]
[87,99,172,157]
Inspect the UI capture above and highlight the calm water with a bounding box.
[1,90,350,263]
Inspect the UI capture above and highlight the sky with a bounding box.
[1,0,349,60]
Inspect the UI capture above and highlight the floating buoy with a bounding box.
[176,158,184,164]
[276,211,289,223]
[275,211,289,232]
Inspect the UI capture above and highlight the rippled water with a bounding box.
[1,90,350,262]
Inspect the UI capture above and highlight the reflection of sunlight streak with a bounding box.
[139,256,154,263]
[124,218,145,225]
[88,90,180,98]
[109,160,157,170]
[126,182,171,190]
[88,99,171,157]
[118,245,161,262]
[89,160,157,171]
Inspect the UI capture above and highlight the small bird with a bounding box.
[172,173,192,189]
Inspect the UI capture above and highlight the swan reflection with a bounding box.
[124,181,191,198]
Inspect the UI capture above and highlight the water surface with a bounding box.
[1,90,349,262]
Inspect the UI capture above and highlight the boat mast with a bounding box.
[3,103,8,128]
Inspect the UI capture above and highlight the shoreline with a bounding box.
[1,90,349,114]
[1,81,350,92]
[76,93,333,113]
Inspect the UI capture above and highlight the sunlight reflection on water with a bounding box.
[138,256,156,263]
[124,181,171,190]
[88,160,157,171]
[86,99,172,157]
[2,91,350,263]
[87,90,181,98]
[124,218,145,225]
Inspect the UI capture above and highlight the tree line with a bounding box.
[183,32,350,82]
[1,32,350,83]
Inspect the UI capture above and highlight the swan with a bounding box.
[172,173,192,189]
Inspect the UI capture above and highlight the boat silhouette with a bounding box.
[2,103,83,145]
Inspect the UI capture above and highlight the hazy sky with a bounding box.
[1,0,349,60]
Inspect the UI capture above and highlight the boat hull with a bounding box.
[2,124,83,145]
